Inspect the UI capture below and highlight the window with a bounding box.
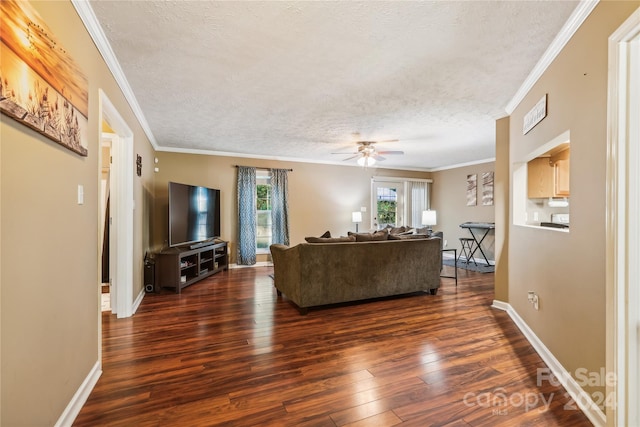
[256,172,272,253]
[376,187,398,226]
[371,177,431,229]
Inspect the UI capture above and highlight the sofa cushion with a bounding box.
[348,229,389,241]
[415,227,431,236]
[388,226,406,235]
[305,235,356,243]
[397,228,415,235]
[388,233,429,240]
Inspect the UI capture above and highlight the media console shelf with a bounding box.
[156,241,228,293]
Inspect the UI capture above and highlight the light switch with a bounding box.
[77,185,84,205]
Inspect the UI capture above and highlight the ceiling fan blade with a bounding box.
[377,150,404,155]
[373,155,386,161]
[342,154,361,161]
[331,151,358,155]
[378,139,399,143]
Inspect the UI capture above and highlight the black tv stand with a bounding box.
[156,241,228,293]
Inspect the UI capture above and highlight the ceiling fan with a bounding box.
[333,139,404,167]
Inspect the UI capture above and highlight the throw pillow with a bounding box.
[415,227,431,236]
[398,228,415,235]
[304,236,356,243]
[389,226,406,235]
[348,229,389,241]
[303,230,331,242]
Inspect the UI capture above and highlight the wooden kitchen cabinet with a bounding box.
[527,157,555,198]
[527,148,570,198]
[553,149,570,197]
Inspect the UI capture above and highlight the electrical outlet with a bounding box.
[533,211,539,221]
[444,239,448,248]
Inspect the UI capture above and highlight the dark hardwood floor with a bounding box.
[74,265,593,426]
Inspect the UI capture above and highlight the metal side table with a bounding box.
[441,248,457,286]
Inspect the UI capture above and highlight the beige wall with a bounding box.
[507,0,638,401]
[1,1,634,424]
[494,117,510,302]
[431,162,495,259]
[0,1,155,425]
[152,152,432,263]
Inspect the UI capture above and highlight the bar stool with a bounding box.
[458,237,477,266]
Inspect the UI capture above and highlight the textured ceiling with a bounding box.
[88,0,580,171]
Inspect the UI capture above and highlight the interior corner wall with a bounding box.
[507,0,639,402]
[0,104,3,423]
[431,162,496,260]
[494,117,510,302]
[0,1,155,424]
[151,152,432,263]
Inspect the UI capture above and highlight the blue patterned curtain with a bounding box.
[270,169,290,246]
[237,166,256,265]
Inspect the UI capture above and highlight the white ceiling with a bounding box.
[84,0,583,171]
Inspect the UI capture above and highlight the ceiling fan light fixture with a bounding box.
[357,155,376,167]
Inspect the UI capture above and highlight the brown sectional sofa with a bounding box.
[270,236,442,314]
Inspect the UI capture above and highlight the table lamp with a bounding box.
[352,211,363,232]
[422,210,437,233]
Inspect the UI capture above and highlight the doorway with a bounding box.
[100,135,112,312]
[606,7,640,426]
[371,180,405,229]
[98,90,134,322]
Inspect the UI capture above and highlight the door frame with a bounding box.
[98,90,134,321]
[605,7,640,426]
[371,179,406,229]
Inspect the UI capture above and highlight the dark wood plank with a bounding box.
[74,265,593,426]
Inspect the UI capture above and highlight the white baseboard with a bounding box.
[491,300,606,426]
[229,261,272,269]
[491,299,510,311]
[132,287,145,314]
[54,361,102,427]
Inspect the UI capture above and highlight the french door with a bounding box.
[371,181,405,229]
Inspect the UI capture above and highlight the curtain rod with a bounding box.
[234,165,293,172]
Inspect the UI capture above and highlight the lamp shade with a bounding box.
[352,211,363,223]
[421,210,437,226]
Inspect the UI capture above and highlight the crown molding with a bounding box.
[428,157,496,172]
[505,0,599,114]
[72,0,159,149]
[156,145,435,172]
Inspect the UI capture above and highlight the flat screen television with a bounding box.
[168,181,221,247]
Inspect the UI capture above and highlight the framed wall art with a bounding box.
[482,172,494,206]
[466,174,477,206]
[0,0,88,156]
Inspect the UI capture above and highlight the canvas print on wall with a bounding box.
[0,0,88,156]
[482,172,494,206]
[466,174,477,206]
